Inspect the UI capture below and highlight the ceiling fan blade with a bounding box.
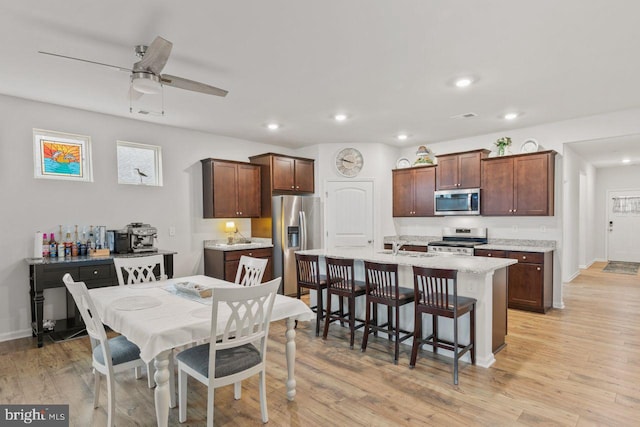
[133,36,172,74]
[160,74,228,97]
[38,51,132,72]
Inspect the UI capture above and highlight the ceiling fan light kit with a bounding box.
[131,72,162,94]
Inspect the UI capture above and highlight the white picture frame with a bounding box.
[33,128,93,182]
[116,140,163,186]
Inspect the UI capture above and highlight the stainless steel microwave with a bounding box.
[434,188,480,216]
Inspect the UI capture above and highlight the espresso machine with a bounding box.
[121,223,158,253]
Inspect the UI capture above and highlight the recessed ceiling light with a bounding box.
[455,78,473,88]
[504,112,519,120]
[333,113,348,122]
[397,133,408,141]
[622,158,631,164]
[266,123,280,130]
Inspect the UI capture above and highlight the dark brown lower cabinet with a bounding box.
[475,249,553,313]
[204,247,273,283]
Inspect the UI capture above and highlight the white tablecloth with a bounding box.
[89,275,314,363]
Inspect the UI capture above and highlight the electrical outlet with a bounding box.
[169,226,176,236]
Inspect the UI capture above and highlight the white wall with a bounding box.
[0,94,291,340]
[594,164,640,260]
[562,146,597,282]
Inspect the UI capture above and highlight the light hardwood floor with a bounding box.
[2,262,639,426]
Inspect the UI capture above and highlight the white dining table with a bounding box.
[89,275,314,427]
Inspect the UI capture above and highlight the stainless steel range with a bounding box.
[427,227,488,256]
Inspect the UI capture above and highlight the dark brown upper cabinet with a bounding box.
[436,149,490,190]
[201,159,261,218]
[392,165,436,217]
[249,153,315,218]
[481,151,556,216]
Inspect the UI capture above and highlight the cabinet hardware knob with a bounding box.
[249,253,252,256]
[93,270,98,275]
[296,186,299,189]
[522,256,527,260]
[488,254,492,257]
[291,186,295,189]
[537,267,541,271]
[514,209,517,212]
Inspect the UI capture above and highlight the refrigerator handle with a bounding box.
[299,211,307,250]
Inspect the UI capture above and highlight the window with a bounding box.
[116,141,163,186]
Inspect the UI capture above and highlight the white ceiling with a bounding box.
[2,1,640,165]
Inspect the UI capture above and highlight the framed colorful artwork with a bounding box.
[33,129,93,182]
[116,140,163,186]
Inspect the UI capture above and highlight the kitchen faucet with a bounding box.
[391,241,405,255]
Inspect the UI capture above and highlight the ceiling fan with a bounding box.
[38,36,228,98]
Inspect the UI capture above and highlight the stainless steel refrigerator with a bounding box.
[272,195,322,295]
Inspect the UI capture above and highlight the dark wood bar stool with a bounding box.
[295,253,342,336]
[361,261,415,364]
[410,266,476,385]
[323,257,367,349]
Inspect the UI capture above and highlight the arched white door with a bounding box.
[325,180,374,249]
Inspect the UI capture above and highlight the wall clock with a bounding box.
[335,147,364,177]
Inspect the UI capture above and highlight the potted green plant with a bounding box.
[495,137,512,156]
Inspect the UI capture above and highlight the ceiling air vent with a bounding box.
[449,112,478,119]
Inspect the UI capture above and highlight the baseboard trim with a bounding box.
[0,329,32,343]
[566,270,580,283]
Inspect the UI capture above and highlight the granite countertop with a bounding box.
[204,238,273,252]
[297,247,516,274]
[475,243,555,253]
[383,235,555,253]
[25,249,177,265]
[383,235,440,245]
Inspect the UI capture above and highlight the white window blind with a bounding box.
[612,196,640,214]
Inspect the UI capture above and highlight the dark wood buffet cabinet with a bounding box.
[27,252,175,347]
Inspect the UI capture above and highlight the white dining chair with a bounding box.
[176,277,281,426]
[113,254,166,285]
[234,255,268,286]
[63,273,148,427]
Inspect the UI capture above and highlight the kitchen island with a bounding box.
[296,247,516,368]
